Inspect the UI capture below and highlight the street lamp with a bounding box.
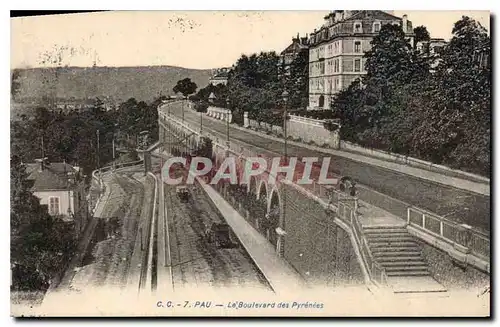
[282,90,289,160]
[279,89,289,258]
[225,97,230,148]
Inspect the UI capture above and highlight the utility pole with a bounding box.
[200,111,203,134]
[112,137,116,162]
[41,135,45,158]
[96,129,100,168]
[182,95,185,124]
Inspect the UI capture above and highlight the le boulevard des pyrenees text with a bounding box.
[156,300,325,310]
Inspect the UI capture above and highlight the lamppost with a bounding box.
[282,90,289,160]
[225,97,230,149]
[279,89,289,258]
[183,95,187,124]
[112,123,118,170]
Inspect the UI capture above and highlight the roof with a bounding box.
[345,10,403,22]
[25,162,78,192]
[211,71,229,79]
[280,40,308,55]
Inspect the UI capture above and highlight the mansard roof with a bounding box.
[345,10,403,22]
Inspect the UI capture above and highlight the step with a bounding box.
[365,232,412,238]
[376,255,425,262]
[371,247,421,254]
[381,261,428,267]
[366,236,416,243]
[388,276,447,293]
[369,241,420,248]
[363,227,408,233]
[384,265,429,273]
[386,270,431,277]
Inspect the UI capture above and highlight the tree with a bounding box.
[11,69,21,100]
[410,16,490,175]
[282,50,309,109]
[10,155,77,291]
[364,23,427,87]
[413,25,431,44]
[172,78,198,98]
[227,51,281,119]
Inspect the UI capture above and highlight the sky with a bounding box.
[10,10,490,70]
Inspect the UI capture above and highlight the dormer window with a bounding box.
[373,21,381,33]
[353,21,362,33]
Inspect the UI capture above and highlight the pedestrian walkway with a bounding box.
[357,200,406,228]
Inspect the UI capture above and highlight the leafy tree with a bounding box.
[413,25,431,44]
[226,51,282,119]
[410,16,490,175]
[172,78,198,98]
[11,69,21,100]
[282,50,309,109]
[10,155,77,291]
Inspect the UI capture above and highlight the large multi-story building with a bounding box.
[307,10,414,110]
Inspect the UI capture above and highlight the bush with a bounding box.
[194,101,209,113]
[323,119,340,132]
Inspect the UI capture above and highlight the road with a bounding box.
[152,156,272,293]
[162,102,490,232]
[59,165,155,293]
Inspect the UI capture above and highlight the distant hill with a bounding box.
[11,65,213,105]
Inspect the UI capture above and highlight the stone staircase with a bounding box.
[363,225,447,294]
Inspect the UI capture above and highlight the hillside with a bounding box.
[11,65,213,105]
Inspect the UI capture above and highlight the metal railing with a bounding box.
[337,200,388,286]
[407,206,490,261]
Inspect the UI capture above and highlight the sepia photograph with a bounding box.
[9,8,491,317]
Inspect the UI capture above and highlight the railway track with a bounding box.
[63,164,157,295]
[153,155,271,293]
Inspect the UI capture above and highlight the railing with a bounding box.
[338,199,388,286]
[407,206,490,262]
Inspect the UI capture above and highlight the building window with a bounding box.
[373,22,381,33]
[49,196,60,216]
[354,41,361,53]
[354,59,361,72]
[353,22,362,33]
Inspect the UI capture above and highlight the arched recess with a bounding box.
[256,181,268,237]
[266,188,282,248]
[256,179,268,201]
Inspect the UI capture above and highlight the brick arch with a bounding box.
[256,178,268,201]
[266,187,282,248]
[267,186,282,217]
[248,176,257,195]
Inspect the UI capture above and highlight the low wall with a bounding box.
[247,114,340,148]
[288,115,340,148]
[207,106,232,122]
[340,140,489,183]
[283,182,364,286]
[418,240,490,291]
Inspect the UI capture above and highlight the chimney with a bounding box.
[402,14,408,33]
[35,157,48,171]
